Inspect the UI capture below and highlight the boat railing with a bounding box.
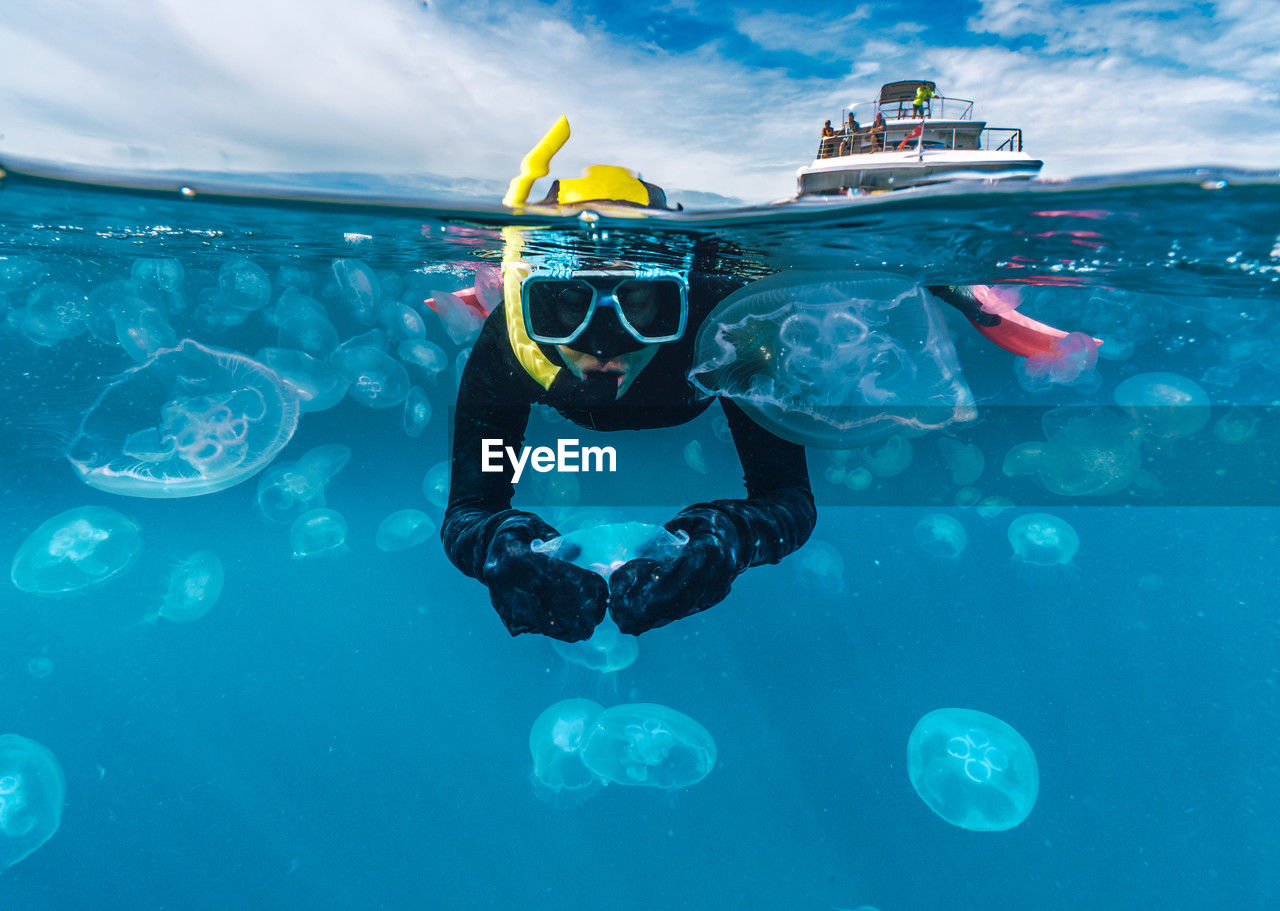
[986,128,1023,152]
[874,94,975,121]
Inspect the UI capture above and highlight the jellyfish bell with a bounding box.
[11,506,142,597]
[579,703,717,789]
[290,508,348,559]
[375,509,436,552]
[0,734,66,871]
[1008,512,1079,566]
[690,271,976,449]
[156,550,224,623]
[529,698,605,794]
[1113,371,1211,440]
[67,340,300,498]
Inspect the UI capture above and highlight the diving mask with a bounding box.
[519,267,688,351]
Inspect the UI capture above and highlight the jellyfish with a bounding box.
[275,288,338,356]
[1036,408,1141,497]
[403,386,432,438]
[113,287,177,363]
[939,438,984,486]
[428,288,485,346]
[1113,372,1211,439]
[377,301,426,341]
[26,657,55,680]
[330,345,410,409]
[396,339,449,379]
[332,259,380,325]
[0,734,66,871]
[11,506,142,596]
[683,440,708,474]
[976,496,1015,519]
[1008,512,1079,565]
[375,509,436,552]
[532,522,686,581]
[131,257,184,292]
[862,433,913,478]
[68,340,300,497]
[529,698,605,793]
[689,271,976,449]
[156,551,224,623]
[1001,442,1044,478]
[256,444,351,523]
[1015,331,1099,391]
[1213,407,1258,445]
[791,538,845,595]
[255,347,349,413]
[907,707,1038,831]
[290,508,348,559]
[218,257,271,312]
[0,255,45,293]
[7,283,89,346]
[550,616,639,673]
[914,514,967,559]
[579,703,717,789]
[422,461,450,508]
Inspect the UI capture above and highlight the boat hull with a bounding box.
[797,152,1043,194]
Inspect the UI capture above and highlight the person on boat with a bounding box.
[870,113,887,150]
[821,120,836,137]
[440,123,816,644]
[912,84,935,118]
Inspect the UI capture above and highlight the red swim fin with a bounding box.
[424,286,493,320]
[929,285,1102,358]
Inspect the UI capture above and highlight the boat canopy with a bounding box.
[877,80,937,118]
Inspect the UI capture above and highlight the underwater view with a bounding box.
[2,162,1279,911]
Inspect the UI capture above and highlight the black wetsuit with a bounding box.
[442,273,816,585]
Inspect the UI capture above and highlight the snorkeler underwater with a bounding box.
[2,1,1280,908]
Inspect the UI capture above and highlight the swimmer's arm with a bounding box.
[440,314,536,580]
[687,398,816,570]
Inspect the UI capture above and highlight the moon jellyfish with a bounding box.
[377,301,426,341]
[914,514,967,558]
[690,271,976,449]
[11,506,142,596]
[791,538,845,595]
[255,348,349,413]
[7,283,89,346]
[1213,407,1258,445]
[580,703,717,789]
[1001,442,1044,478]
[429,288,485,346]
[218,257,271,312]
[256,444,351,523]
[26,657,55,679]
[330,345,410,409]
[0,734,66,871]
[290,508,348,559]
[1036,408,1141,497]
[1114,372,1211,439]
[331,259,380,325]
[422,461,450,508]
[275,289,338,356]
[397,339,449,379]
[535,523,685,670]
[68,340,300,497]
[1008,512,1079,565]
[939,438,984,486]
[157,550,224,623]
[113,285,177,363]
[529,698,605,793]
[907,707,1038,831]
[683,439,708,474]
[862,433,913,478]
[1015,332,1099,391]
[375,509,436,552]
[131,256,184,292]
[403,386,431,438]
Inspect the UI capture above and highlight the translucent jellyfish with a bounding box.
[11,506,142,596]
[914,514,967,558]
[1001,442,1044,478]
[113,286,177,363]
[1213,407,1258,445]
[330,345,410,409]
[396,339,449,379]
[131,257,184,292]
[1008,512,1079,565]
[218,257,271,312]
[791,539,845,595]
[976,496,1015,519]
[255,347,349,413]
[377,301,426,341]
[26,657,54,680]
[156,551,224,623]
[580,703,717,789]
[954,486,982,507]
[428,288,485,346]
[862,433,913,478]
[375,509,436,552]
[275,288,338,356]
[529,698,605,793]
[1014,331,1099,391]
[532,522,686,580]
[68,340,300,497]
[255,444,351,523]
[403,386,431,438]
[422,461,450,508]
[939,438,984,486]
[290,508,348,559]
[1113,372,1211,439]
[907,707,1038,831]
[7,283,89,346]
[1036,408,1141,497]
[331,259,380,325]
[0,255,45,293]
[0,734,66,871]
[689,271,976,449]
[683,439,708,474]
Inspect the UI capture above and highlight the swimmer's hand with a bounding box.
[609,505,743,635]
[482,512,607,642]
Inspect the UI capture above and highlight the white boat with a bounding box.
[796,80,1043,195]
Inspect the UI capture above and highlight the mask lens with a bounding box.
[615,278,684,339]
[526,279,595,340]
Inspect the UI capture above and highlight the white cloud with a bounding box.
[0,0,1275,204]
[733,7,872,56]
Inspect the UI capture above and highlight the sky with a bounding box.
[0,0,1277,203]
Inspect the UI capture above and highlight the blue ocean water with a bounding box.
[1,164,1279,910]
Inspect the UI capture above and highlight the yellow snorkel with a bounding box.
[503,116,571,209]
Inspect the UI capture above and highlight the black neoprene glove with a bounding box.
[608,504,744,636]
[482,512,608,642]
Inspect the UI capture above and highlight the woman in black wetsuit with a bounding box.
[441,169,816,644]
